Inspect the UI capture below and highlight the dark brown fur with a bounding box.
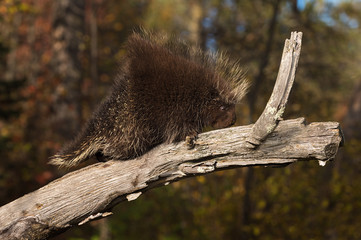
[50,31,249,168]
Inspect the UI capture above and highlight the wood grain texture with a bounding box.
[246,32,302,147]
[0,118,343,239]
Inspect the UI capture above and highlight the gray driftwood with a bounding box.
[0,32,344,239]
[0,119,343,239]
[246,32,302,147]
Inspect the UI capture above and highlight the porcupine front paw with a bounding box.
[185,133,198,150]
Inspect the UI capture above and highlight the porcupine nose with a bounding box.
[231,112,236,126]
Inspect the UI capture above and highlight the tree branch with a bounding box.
[0,118,343,239]
[246,32,303,147]
[0,32,344,239]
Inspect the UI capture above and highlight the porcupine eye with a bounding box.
[209,101,236,129]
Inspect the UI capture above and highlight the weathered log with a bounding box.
[0,118,343,239]
[0,32,344,239]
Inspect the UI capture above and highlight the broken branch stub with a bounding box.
[246,31,303,148]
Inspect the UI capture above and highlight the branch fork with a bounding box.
[246,31,303,148]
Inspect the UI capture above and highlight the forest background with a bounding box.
[1,0,361,239]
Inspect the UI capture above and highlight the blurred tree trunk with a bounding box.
[4,11,21,82]
[343,82,361,140]
[51,0,85,140]
[247,0,281,118]
[242,0,281,236]
[89,0,98,85]
[291,0,300,15]
[187,0,203,46]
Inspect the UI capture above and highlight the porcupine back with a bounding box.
[49,30,249,168]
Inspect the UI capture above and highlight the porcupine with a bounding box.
[49,31,249,168]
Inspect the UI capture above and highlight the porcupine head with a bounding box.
[49,30,249,168]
